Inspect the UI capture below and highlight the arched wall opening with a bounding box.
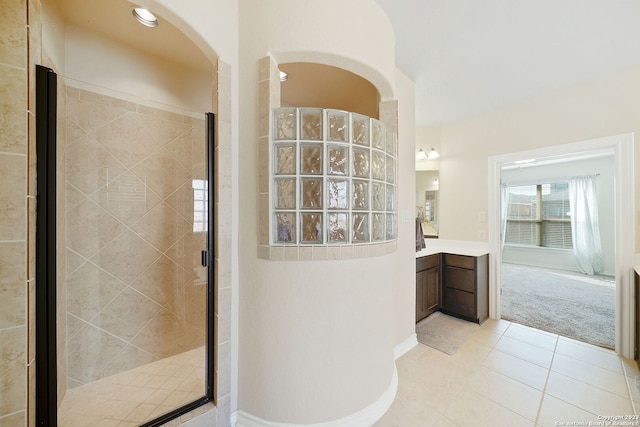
[34,0,234,425]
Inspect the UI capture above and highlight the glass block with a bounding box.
[386,128,397,156]
[386,213,397,240]
[300,108,323,140]
[327,179,348,210]
[327,110,348,142]
[386,184,395,211]
[274,212,296,244]
[327,212,348,243]
[328,145,348,175]
[385,155,395,184]
[371,119,386,150]
[352,180,369,210]
[301,143,323,175]
[372,213,385,242]
[301,213,323,243]
[352,147,370,178]
[274,108,297,140]
[352,213,369,243]
[301,178,322,209]
[274,143,296,175]
[371,182,385,211]
[352,113,370,146]
[371,151,386,180]
[274,178,295,209]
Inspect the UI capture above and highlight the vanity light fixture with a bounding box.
[279,71,289,82]
[132,7,158,28]
[427,148,440,160]
[416,148,428,160]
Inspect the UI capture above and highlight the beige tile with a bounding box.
[482,349,549,391]
[0,154,26,241]
[0,326,26,416]
[27,195,35,278]
[536,395,600,427]
[66,91,134,135]
[94,287,161,341]
[555,337,623,373]
[132,148,191,199]
[545,371,633,416]
[0,67,27,155]
[132,255,187,310]
[67,198,126,259]
[164,129,195,171]
[6,9,28,58]
[66,324,127,384]
[480,318,511,335]
[444,389,534,427]
[136,105,185,124]
[0,241,26,330]
[66,262,127,321]
[374,395,444,426]
[495,335,554,368]
[91,171,163,226]
[468,327,503,347]
[0,411,25,427]
[66,134,128,195]
[467,366,543,421]
[135,112,190,146]
[551,353,629,397]
[503,323,558,351]
[91,229,162,284]
[130,202,190,252]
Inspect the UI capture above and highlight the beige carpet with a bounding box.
[416,312,480,355]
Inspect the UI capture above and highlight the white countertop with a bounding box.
[416,239,490,258]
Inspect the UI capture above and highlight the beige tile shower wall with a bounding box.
[0,0,28,426]
[64,88,208,388]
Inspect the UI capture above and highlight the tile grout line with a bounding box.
[532,331,559,426]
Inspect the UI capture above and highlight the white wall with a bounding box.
[502,156,615,275]
[434,65,640,255]
[63,25,212,114]
[237,0,413,424]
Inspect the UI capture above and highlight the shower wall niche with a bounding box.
[64,87,207,387]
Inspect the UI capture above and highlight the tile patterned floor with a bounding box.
[376,319,640,427]
[58,347,205,426]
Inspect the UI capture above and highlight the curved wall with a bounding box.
[238,0,410,424]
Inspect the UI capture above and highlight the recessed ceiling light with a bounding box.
[132,7,158,28]
[279,71,289,82]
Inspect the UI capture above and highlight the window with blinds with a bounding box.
[505,182,573,249]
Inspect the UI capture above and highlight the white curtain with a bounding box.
[501,182,509,248]
[568,175,604,275]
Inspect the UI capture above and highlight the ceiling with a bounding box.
[372,0,640,127]
[53,0,640,128]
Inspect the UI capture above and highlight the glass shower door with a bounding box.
[56,84,211,425]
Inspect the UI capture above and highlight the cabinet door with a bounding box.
[416,270,428,322]
[424,265,440,317]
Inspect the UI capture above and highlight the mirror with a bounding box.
[416,171,439,238]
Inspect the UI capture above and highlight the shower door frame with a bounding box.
[34,65,217,426]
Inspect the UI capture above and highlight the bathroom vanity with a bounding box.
[416,240,489,324]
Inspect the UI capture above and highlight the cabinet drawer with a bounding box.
[444,254,475,270]
[443,288,475,319]
[416,254,439,272]
[444,266,476,293]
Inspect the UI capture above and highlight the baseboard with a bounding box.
[232,366,398,427]
[393,333,418,360]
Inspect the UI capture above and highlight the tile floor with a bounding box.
[376,319,640,427]
[57,347,205,426]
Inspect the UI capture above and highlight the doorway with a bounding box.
[487,134,635,357]
[499,152,616,349]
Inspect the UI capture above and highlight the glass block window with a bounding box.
[192,179,208,233]
[271,108,398,245]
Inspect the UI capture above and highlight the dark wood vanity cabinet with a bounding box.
[416,254,440,323]
[441,253,489,323]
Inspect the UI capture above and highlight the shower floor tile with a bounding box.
[58,346,205,426]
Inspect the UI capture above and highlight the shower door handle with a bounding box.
[201,250,208,267]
